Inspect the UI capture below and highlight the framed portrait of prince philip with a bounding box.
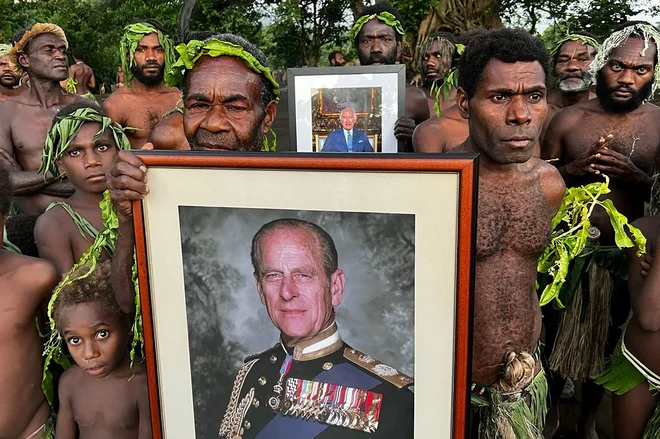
[131,152,477,439]
[287,66,405,153]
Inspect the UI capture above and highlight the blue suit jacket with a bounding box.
[321,129,373,152]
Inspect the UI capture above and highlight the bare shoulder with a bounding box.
[0,251,58,290]
[528,158,566,209]
[148,111,185,149]
[34,204,71,239]
[631,216,660,242]
[405,85,426,102]
[128,362,149,396]
[60,364,84,390]
[412,117,442,152]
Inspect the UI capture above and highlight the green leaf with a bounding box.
[601,199,635,248]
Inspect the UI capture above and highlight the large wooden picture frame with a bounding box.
[131,152,477,439]
[287,66,406,153]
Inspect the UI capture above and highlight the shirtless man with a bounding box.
[543,22,660,439]
[540,32,599,148]
[450,28,565,437]
[350,2,429,152]
[0,167,60,439]
[0,24,82,257]
[0,44,21,104]
[412,29,485,154]
[418,32,458,115]
[68,47,95,97]
[103,20,180,149]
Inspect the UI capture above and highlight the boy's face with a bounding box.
[61,302,128,378]
[56,122,119,194]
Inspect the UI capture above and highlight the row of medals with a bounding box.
[272,378,380,433]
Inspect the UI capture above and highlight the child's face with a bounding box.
[56,122,119,194]
[61,302,128,378]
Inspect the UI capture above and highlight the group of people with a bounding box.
[0,0,659,438]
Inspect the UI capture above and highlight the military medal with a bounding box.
[268,353,292,413]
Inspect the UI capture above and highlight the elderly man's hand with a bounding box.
[106,150,149,222]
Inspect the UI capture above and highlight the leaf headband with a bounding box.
[350,12,405,42]
[164,38,280,102]
[549,34,600,58]
[589,23,660,99]
[120,22,175,86]
[40,106,132,179]
[0,43,11,58]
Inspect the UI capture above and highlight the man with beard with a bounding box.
[350,2,429,151]
[328,50,345,66]
[539,33,599,147]
[0,24,82,256]
[0,44,21,104]
[543,22,660,439]
[451,28,565,438]
[418,32,459,115]
[68,47,96,100]
[412,29,486,154]
[104,32,278,301]
[103,20,180,149]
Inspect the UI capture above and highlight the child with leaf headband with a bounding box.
[0,166,60,439]
[51,260,151,439]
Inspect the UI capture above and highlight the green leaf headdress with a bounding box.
[549,34,600,59]
[350,12,405,42]
[165,38,280,151]
[589,23,660,99]
[0,43,11,58]
[119,22,175,86]
[40,106,132,179]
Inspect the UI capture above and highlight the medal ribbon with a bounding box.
[279,354,293,376]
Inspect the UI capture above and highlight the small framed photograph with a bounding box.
[132,152,477,439]
[287,66,405,153]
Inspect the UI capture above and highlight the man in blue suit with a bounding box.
[322,107,373,152]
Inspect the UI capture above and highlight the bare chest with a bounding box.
[476,178,552,261]
[122,94,179,134]
[10,106,58,170]
[563,113,659,175]
[71,379,139,430]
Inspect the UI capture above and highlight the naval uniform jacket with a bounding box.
[219,323,414,438]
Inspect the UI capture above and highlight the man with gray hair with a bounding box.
[322,106,373,152]
[218,218,413,438]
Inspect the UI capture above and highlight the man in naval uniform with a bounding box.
[219,218,414,438]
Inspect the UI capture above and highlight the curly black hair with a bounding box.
[458,28,551,99]
[52,261,125,332]
[0,167,11,217]
[182,32,276,111]
[354,2,406,44]
[457,28,487,47]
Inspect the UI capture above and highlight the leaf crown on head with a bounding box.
[40,106,132,179]
[120,22,175,86]
[164,38,280,103]
[350,12,405,43]
[589,23,660,99]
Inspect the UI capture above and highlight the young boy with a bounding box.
[34,101,130,274]
[53,260,151,439]
[0,167,60,439]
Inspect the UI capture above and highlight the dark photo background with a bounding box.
[178,207,414,438]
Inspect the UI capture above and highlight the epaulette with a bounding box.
[244,343,280,363]
[344,347,414,389]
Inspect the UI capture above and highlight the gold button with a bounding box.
[258,376,267,386]
[322,362,333,370]
[252,399,260,408]
[270,354,278,364]
[351,349,356,353]
[244,420,251,430]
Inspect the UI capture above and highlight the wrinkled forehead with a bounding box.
[608,36,657,65]
[0,55,9,64]
[29,33,66,51]
[185,55,262,99]
[137,32,161,48]
[360,19,397,38]
[558,39,595,57]
[479,59,546,92]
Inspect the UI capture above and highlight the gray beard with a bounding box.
[558,77,591,93]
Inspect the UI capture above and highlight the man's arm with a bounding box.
[395,86,430,151]
[34,212,75,274]
[88,69,96,90]
[54,370,77,439]
[106,150,149,314]
[631,231,660,332]
[39,179,75,198]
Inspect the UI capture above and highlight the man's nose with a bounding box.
[618,68,635,85]
[370,40,383,54]
[280,275,299,301]
[506,96,532,125]
[201,106,232,134]
[83,342,100,361]
[84,151,102,168]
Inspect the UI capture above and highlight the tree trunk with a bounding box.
[408,0,502,80]
[349,0,366,20]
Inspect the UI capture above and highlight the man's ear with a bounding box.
[261,101,278,134]
[18,52,29,70]
[396,41,402,58]
[456,87,470,120]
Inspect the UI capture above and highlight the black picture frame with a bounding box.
[286,65,406,153]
